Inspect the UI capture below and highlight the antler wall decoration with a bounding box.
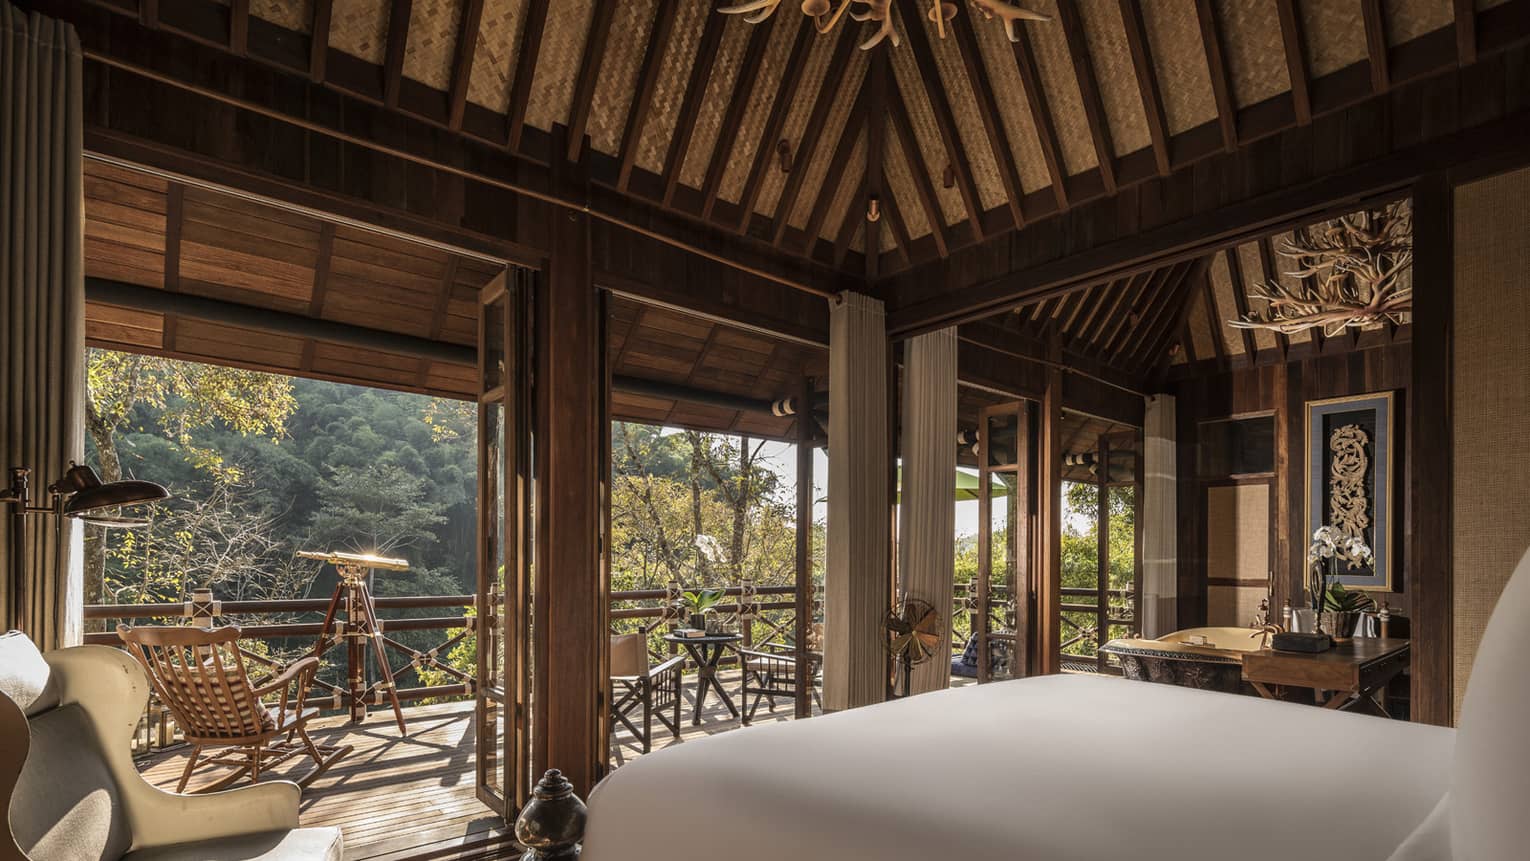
[719,0,1048,52]
[1229,200,1413,338]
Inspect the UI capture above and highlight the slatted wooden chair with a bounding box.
[609,633,684,754]
[740,623,823,724]
[117,624,351,793]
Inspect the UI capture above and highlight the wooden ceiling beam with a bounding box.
[832,181,865,269]
[1362,0,1390,94]
[1067,283,1111,350]
[771,26,858,246]
[1202,278,1229,368]
[1193,0,1238,153]
[1274,0,1312,125]
[504,0,549,152]
[1076,272,1139,350]
[734,19,816,233]
[308,0,332,83]
[662,10,729,208]
[887,77,950,259]
[139,0,157,28]
[617,0,677,192]
[949,10,1025,228]
[1256,237,1291,360]
[864,50,887,279]
[1178,318,1198,365]
[446,0,485,132]
[1010,19,1068,211]
[1118,0,1171,176]
[1116,265,1182,366]
[1098,264,1175,361]
[1221,248,1258,362]
[801,103,867,255]
[879,171,913,271]
[1456,0,1477,63]
[1054,0,1117,193]
[229,0,249,56]
[701,17,778,219]
[308,223,336,317]
[895,0,986,238]
[382,0,412,110]
[566,0,617,163]
[1131,259,1205,369]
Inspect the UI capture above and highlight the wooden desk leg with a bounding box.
[1250,682,1278,700]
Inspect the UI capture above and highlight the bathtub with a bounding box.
[1100,627,1269,694]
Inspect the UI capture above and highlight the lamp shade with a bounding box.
[52,463,169,522]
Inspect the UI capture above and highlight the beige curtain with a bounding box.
[897,328,957,695]
[1141,394,1176,638]
[824,291,889,711]
[1,5,85,649]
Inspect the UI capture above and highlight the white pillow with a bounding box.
[1450,547,1530,860]
[1387,793,1451,861]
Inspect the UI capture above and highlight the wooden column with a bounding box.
[533,155,607,793]
[795,376,815,719]
[1410,172,1454,727]
[1036,337,1064,675]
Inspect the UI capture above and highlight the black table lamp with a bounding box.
[3,463,169,633]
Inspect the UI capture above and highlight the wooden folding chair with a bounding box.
[117,623,351,793]
[609,633,684,754]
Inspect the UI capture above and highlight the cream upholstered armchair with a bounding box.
[0,631,342,861]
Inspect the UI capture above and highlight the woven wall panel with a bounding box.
[1205,482,1270,582]
[466,0,524,114]
[1385,0,1453,44]
[921,13,1007,212]
[252,0,312,34]
[402,0,462,91]
[1142,0,1217,135]
[1215,0,1289,109]
[971,15,1049,193]
[1451,165,1530,720]
[889,9,965,227]
[1209,584,1267,628]
[523,0,593,132]
[330,0,390,65]
[1028,0,1097,176]
[1076,0,1150,158]
[586,0,659,157]
[677,17,751,190]
[787,55,867,230]
[1208,251,1245,358]
[719,15,803,206]
[823,132,867,243]
[1300,0,1366,78]
[1234,242,1278,352]
[633,0,709,176]
[752,27,843,218]
[882,117,931,240]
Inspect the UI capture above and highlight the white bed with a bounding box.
[582,548,1530,861]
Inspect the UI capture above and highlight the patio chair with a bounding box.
[740,628,823,724]
[1,630,343,860]
[116,624,351,794]
[609,633,684,754]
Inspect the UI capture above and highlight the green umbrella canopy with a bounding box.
[894,465,1009,503]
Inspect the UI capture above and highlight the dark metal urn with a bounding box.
[514,769,587,860]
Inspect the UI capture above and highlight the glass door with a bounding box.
[475,268,532,818]
[976,401,1032,682]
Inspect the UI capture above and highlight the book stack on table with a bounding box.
[675,628,707,639]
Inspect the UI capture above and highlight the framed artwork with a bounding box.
[1305,392,1395,591]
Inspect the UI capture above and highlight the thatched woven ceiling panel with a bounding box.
[888,17,965,226]
[1215,0,1290,109]
[823,132,867,243]
[587,0,660,157]
[1208,251,1246,358]
[330,0,391,65]
[1184,287,1215,364]
[252,0,312,34]
[1300,0,1367,77]
[971,17,1050,193]
[881,116,931,240]
[524,0,593,132]
[633,0,711,176]
[403,0,463,91]
[1270,230,1312,345]
[1076,0,1151,158]
[787,54,866,229]
[751,26,843,219]
[1027,0,1097,176]
[922,13,1007,213]
[719,15,804,206]
[1384,0,1453,45]
[466,0,525,114]
[1142,0,1218,135]
[678,17,753,191]
[1233,242,1278,353]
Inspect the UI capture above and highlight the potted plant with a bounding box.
[1323,583,1377,638]
[680,587,726,630]
[1306,526,1375,637]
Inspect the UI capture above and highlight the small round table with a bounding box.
[662,631,742,725]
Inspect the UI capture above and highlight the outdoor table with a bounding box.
[662,631,743,725]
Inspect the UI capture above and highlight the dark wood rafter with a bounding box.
[447,0,485,132]
[617,0,677,192]
[1193,0,1237,153]
[734,19,816,233]
[1010,17,1069,211]
[801,98,869,255]
[1255,237,1292,360]
[662,10,729,208]
[1068,283,1112,349]
[1274,0,1312,125]
[505,0,550,152]
[1362,0,1390,94]
[308,223,336,319]
[887,82,949,259]
[864,50,887,279]
[139,0,157,28]
[1201,279,1229,368]
[1128,261,1198,369]
[419,256,461,385]
[1456,0,1477,63]
[1054,0,1117,193]
[1100,264,1177,361]
[1077,272,1139,349]
[948,10,1025,228]
[1026,296,1059,337]
[229,0,249,56]
[833,181,865,269]
[895,0,985,238]
[1178,318,1199,365]
[382,0,412,110]
[771,26,858,246]
[878,173,913,270]
[701,17,778,220]
[566,0,617,163]
[1118,0,1171,176]
[308,0,332,83]
[1222,248,1258,361]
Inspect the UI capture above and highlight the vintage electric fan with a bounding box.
[885,597,942,698]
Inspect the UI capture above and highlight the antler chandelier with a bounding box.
[720,0,1049,51]
[1229,201,1413,338]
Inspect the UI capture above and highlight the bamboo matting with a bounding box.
[1142,0,1218,136]
[1384,0,1453,46]
[523,0,593,132]
[1208,247,1246,358]
[719,14,804,206]
[882,115,933,240]
[330,0,390,65]
[751,25,843,220]
[971,12,1050,194]
[587,0,660,157]
[787,51,867,230]
[1301,0,1366,78]
[633,0,710,177]
[1076,0,1150,158]
[888,7,965,227]
[251,0,312,34]
[677,16,753,191]
[402,0,463,91]
[921,11,1007,213]
[1233,242,1278,353]
[466,0,523,114]
[1027,0,1097,177]
[823,132,867,244]
[1215,0,1289,109]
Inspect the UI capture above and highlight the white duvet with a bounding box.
[583,674,1452,861]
